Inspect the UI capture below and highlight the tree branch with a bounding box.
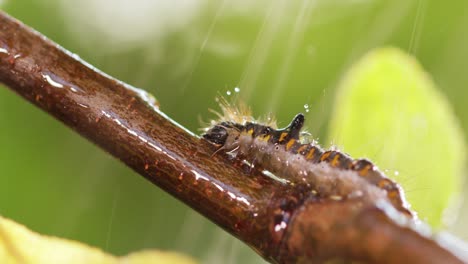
[1,11,467,264]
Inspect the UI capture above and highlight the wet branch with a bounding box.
[1,11,467,264]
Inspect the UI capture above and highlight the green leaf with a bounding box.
[328,47,466,227]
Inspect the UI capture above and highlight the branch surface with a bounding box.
[1,11,467,264]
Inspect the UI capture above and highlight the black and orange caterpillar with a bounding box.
[203,99,413,218]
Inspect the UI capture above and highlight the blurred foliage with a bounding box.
[328,47,465,227]
[0,216,197,264]
[1,0,468,263]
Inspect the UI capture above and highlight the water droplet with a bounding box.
[234,87,240,93]
[226,90,232,96]
[66,81,84,93]
[8,53,22,65]
[41,71,84,93]
[71,53,81,60]
[394,171,399,176]
[127,86,159,111]
[42,73,64,88]
[77,103,89,109]
[304,104,310,113]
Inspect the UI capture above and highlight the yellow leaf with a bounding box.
[0,216,197,264]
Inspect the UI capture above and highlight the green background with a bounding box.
[1,1,468,263]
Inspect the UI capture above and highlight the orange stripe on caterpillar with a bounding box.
[319,150,353,169]
[285,139,296,151]
[303,145,323,162]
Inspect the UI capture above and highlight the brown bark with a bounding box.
[0,11,467,263]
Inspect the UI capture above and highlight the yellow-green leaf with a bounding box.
[0,216,197,264]
[328,47,466,227]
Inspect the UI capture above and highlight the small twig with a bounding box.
[1,11,467,264]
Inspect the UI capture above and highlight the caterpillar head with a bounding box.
[203,122,242,151]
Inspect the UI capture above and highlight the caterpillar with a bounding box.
[202,98,414,218]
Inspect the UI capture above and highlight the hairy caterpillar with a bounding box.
[202,98,414,218]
